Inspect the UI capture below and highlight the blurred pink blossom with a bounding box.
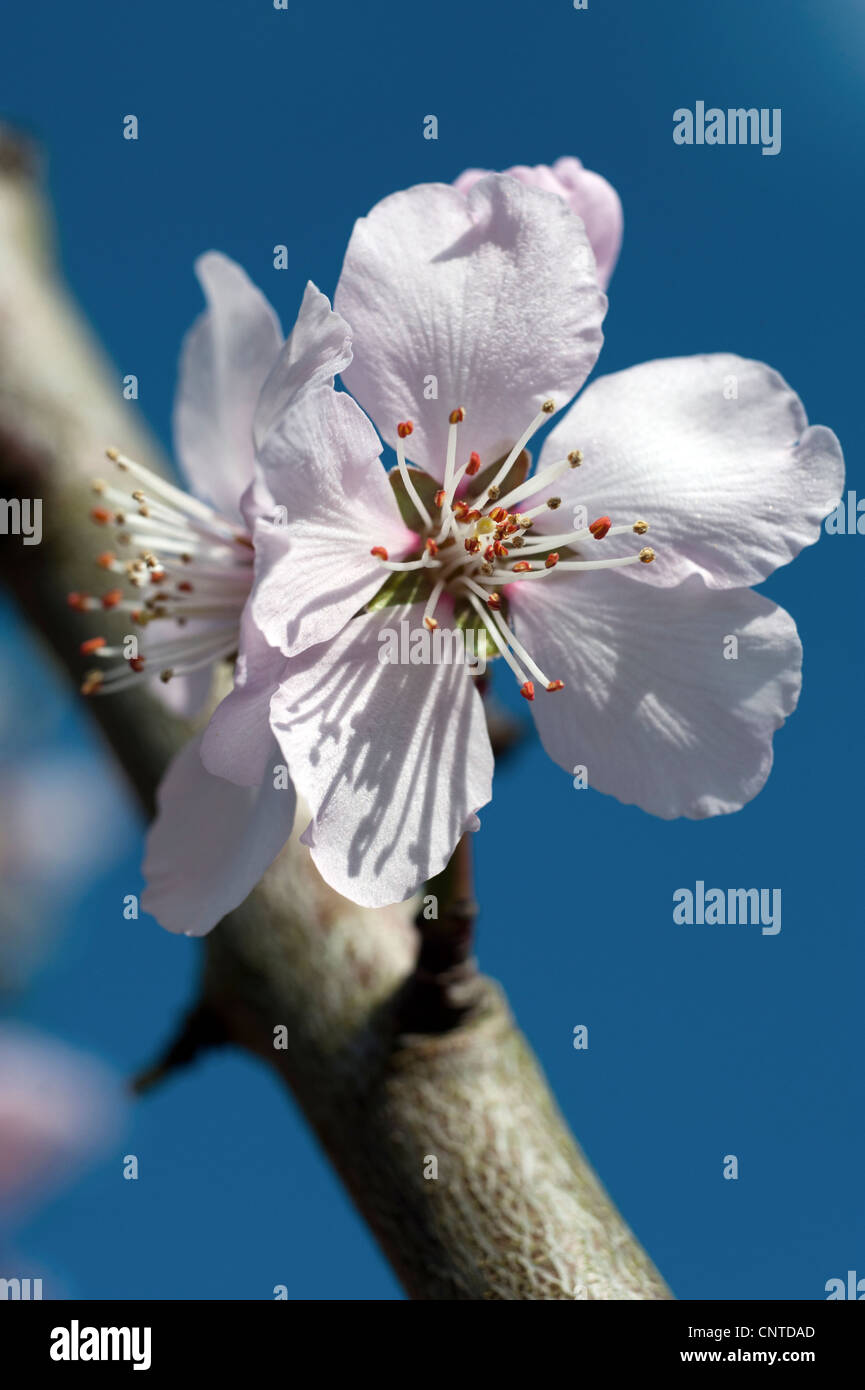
[0,1026,123,1223]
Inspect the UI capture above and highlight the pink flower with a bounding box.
[0,1027,122,1222]
[140,173,842,932]
[454,156,623,288]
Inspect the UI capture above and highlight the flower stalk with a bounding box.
[396,834,482,1035]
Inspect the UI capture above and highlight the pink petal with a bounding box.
[253,281,353,450]
[252,382,413,657]
[174,252,282,523]
[334,175,606,478]
[237,282,351,527]
[510,570,802,818]
[270,607,493,907]
[454,155,623,289]
[200,605,289,787]
[142,735,296,935]
[531,354,844,589]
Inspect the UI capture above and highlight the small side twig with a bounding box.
[132,1003,228,1095]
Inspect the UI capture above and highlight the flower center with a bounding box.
[73,449,253,695]
[371,405,654,701]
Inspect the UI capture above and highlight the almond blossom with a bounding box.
[140,172,842,931]
[75,160,613,717]
[74,252,283,715]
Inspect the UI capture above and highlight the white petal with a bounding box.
[334,175,606,477]
[174,252,282,523]
[454,156,623,289]
[240,283,352,530]
[142,736,296,935]
[252,386,413,656]
[533,355,844,588]
[510,570,802,818]
[253,281,353,450]
[270,608,493,907]
[200,606,288,787]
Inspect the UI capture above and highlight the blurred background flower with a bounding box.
[0,1022,124,1226]
[0,601,138,988]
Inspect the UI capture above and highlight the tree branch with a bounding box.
[0,125,671,1300]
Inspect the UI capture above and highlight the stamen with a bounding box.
[395,422,433,529]
[488,550,653,581]
[373,553,440,571]
[105,449,247,537]
[493,451,581,514]
[158,639,238,681]
[515,521,650,559]
[463,590,533,692]
[484,399,557,498]
[444,407,464,499]
[423,579,445,630]
[486,602,558,689]
[433,407,467,540]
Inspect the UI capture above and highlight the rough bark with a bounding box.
[0,125,672,1300]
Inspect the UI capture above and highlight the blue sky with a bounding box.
[1,0,862,1299]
